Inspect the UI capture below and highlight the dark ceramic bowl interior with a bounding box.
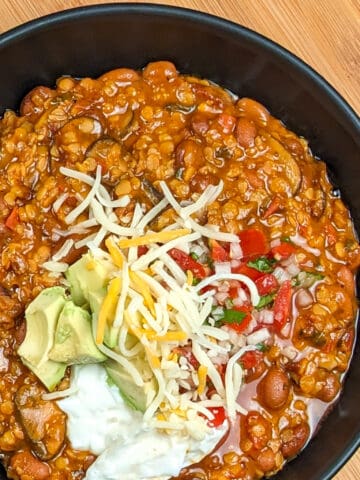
[0,4,359,480]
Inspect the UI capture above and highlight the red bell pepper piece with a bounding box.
[225,306,252,334]
[238,229,269,258]
[209,239,230,262]
[273,280,292,333]
[5,207,19,231]
[168,248,206,279]
[255,274,278,296]
[137,245,148,257]
[231,262,263,281]
[206,406,226,427]
[271,242,296,260]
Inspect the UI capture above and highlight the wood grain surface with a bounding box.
[0,1,359,479]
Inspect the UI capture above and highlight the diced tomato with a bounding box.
[137,245,148,257]
[209,239,230,262]
[225,306,252,334]
[255,274,278,296]
[206,406,226,427]
[273,280,292,333]
[240,350,264,370]
[271,242,296,260]
[168,248,207,279]
[5,207,19,231]
[262,196,281,219]
[324,223,337,247]
[238,229,269,258]
[173,347,199,369]
[217,113,236,134]
[231,262,263,280]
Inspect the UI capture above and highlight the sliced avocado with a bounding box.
[105,359,157,413]
[21,358,67,393]
[18,286,68,391]
[49,300,106,364]
[66,253,115,306]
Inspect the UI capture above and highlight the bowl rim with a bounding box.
[0,3,359,479]
[0,2,359,128]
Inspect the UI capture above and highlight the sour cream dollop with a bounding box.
[58,364,228,480]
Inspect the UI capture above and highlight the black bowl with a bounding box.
[0,4,359,480]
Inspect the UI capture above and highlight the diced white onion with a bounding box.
[230,241,243,260]
[246,328,271,345]
[214,262,232,276]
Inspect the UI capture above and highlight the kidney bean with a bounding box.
[316,372,341,402]
[257,367,291,410]
[10,450,50,480]
[235,117,257,148]
[281,422,310,459]
[191,112,210,135]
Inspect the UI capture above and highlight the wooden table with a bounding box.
[0,0,359,479]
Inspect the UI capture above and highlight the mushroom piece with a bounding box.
[141,178,164,205]
[15,384,66,461]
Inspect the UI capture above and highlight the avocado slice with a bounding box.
[49,300,106,364]
[18,287,68,391]
[105,359,157,413]
[66,253,115,306]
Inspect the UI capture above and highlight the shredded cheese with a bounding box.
[54,170,262,435]
[197,365,208,395]
[96,277,122,344]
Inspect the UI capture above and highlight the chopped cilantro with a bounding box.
[281,236,293,243]
[247,256,276,273]
[292,271,324,288]
[192,277,201,286]
[256,293,275,310]
[221,309,247,324]
[256,342,269,352]
[190,251,199,261]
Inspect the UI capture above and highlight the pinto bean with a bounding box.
[98,68,139,84]
[10,450,50,480]
[191,112,210,135]
[235,118,257,148]
[20,86,56,118]
[256,447,276,473]
[281,422,310,459]
[316,372,341,402]
[237,97,270,126]
[143,61,178,83]
[174,139,205,174]
[257,367,290,410]
[337,265,355,293]
[190,172,220,193]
